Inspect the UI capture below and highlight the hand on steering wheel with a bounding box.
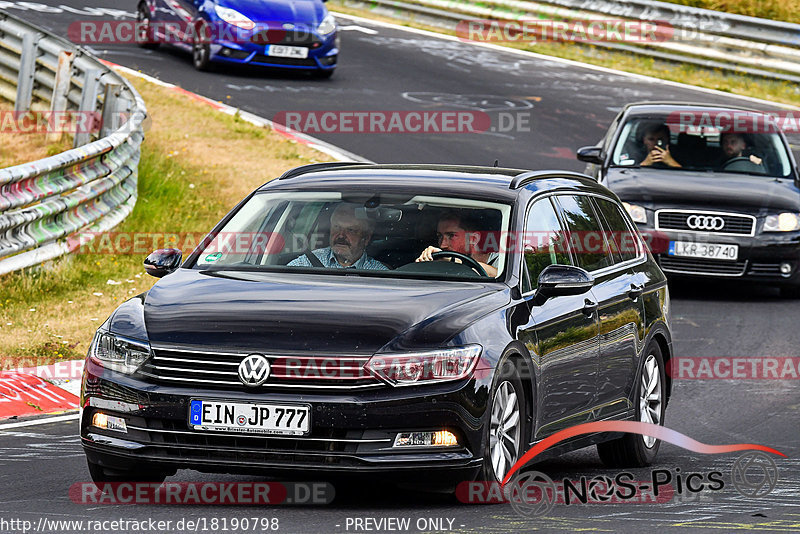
[431,251,488,277]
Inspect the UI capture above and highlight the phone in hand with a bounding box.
[656,139,664,149]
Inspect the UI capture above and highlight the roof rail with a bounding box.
[277,161,372,181]
[510,170,594,189]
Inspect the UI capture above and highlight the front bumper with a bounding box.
[209,35,337,70]
[80,358,488,481]
[641,227,800,284]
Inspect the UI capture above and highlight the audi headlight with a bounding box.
[317,13,336,36]
[89,331,151,375]
[764,213,800,232]
[623,202,647,224]
[214,5,255,30]
[365,345,482,386]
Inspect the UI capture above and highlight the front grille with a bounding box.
[659,256,748,276]
[656,211,755,236]
[139,347,382,390]
[250,30,322,47]
[250,55,317,67]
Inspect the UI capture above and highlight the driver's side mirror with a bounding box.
[144,248,182,278]
[534,264,594,304]
[576,146,605,165]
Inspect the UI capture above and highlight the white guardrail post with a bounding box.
[0,10,147,276]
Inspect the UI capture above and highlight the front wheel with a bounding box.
[136,3,159,50]
[477,360,527,484]
[192,22,213,71]
[597,342,666,467]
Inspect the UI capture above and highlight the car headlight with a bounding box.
[365,345,481,386]
[317,13,336,36]
[764,213,800,232]
[89,331,151,375]
[623,202,647,224]
[214,5,255,30]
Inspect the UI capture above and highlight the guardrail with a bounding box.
[0,10,146,276]
[341,0,800,83]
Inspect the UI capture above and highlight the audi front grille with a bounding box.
[655,210,755,237]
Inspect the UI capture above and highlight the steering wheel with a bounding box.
[722,156,753,169]
[431,251,488,277]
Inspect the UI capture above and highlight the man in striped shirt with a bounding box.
[288,203,388,270]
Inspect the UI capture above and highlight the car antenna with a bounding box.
[493,159,499,167]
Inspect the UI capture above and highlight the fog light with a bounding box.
[91,412,127,433]
[393,430,458,447]
[780,262,792,276]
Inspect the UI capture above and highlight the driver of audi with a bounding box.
[415,210,498,277]
[719,132,763,167]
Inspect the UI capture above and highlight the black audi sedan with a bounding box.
[577,102,800,297]
[80,163,672,488]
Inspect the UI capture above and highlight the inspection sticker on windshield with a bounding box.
[189,400,311,436]
[668,241,738,260]
[267,45,308,59]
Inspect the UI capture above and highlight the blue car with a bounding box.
[137,0,338,76]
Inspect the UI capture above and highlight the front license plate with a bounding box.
[267,45,308,59]
[189,400,310,436]
[668,241,739,261]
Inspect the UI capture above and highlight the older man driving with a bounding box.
[288,203,388,269]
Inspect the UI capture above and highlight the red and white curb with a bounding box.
[0,360,83,420]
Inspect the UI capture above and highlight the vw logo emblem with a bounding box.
[686,215,725,231]
[238,354,271,387]
[282,23,295,30]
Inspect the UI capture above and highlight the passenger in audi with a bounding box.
[415,210,499,277]
[288,203,388,269]
[638,122,682,168]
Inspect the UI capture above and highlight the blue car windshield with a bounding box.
[192,191,512,280]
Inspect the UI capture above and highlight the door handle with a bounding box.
[628,283,644,300]
[582,298,598,317]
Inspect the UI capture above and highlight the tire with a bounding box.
[192,21,213,72]
[87,459,168,485]
[779,285,800,299]
[136,4,159,50]
[597,342,666,467]
[476,359,528,484]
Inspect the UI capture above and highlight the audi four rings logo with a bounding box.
[238,354,271,386]
[686,215,725,231]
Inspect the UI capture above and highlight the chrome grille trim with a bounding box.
[655,209,756,237]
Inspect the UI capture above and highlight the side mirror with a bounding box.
[576,146,605,165]
[144,248,182,278]
[534,264,594,304]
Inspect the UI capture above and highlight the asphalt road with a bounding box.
[1,1,799,533]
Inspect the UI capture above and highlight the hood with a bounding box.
[141,269,509,353]
[606,167,800,212]
[215,0,325,26]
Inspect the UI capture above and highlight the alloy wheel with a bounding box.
[489,380,521,481]
[639,353,662,448]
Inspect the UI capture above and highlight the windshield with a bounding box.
[611,115,793,178]
[191,191,512,280]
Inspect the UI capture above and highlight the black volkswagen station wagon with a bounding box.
[80,163,673,488]
[577,102,800,297]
